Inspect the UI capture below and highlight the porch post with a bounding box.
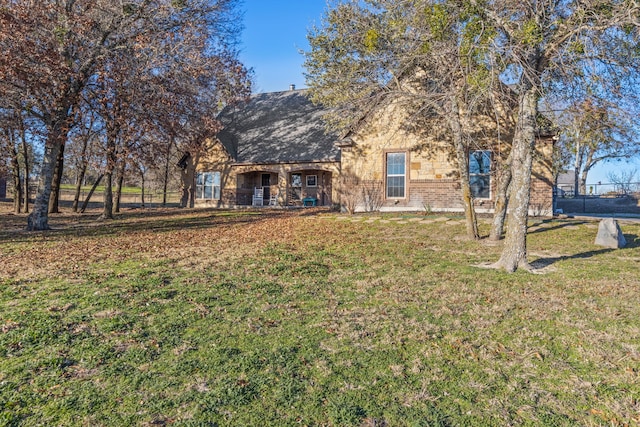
[278,166,288,206]
[331,164,340,209]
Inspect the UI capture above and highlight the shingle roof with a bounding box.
[216,89,341,164]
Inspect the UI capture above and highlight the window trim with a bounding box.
[385,151,408,199]
[196,171,221,200]
[469,150,491,199]
[291,173,302,188]
[306,174,317,187]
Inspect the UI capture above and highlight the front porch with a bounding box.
[235,168,334,207]
[286,170,332,207]
[235,171,279,206]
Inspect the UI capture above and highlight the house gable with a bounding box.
[341,98,554,214]
[215,90,341,165]
[197,90,342,208]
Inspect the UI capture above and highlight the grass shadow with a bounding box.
[622,233,640,249]
[0,208,295,244]
[531,234,638,269]
[530,247,615,269]
[528,219,591,234]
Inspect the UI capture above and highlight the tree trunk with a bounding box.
[27,125,64,230]
[491,86,537,272]
[489,154,513,241]
[140,171,146,208]
[20,121,30,213]
[573,143,583,197]
[447,102,479,240]
[455,148,479,240]
[12,168,23,214]
[9,134,23,214]
[80,173,104,213]
[101,131,117,219]
[580,146,597,195]
[114,159,126,213]
[162,139,172,206]
[189,153,201,208]
[179,152,197,208]
[579,170,588,196]
[72,162,87,213]
[102,172,114,219]
[48,142,65,213]
[72,136,89,212]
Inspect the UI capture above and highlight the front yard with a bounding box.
[1,206,639,426]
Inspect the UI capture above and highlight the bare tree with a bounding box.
[607,169,637,195]
[0,0,246,230]
[337,171,361,215]
[472,0,640,272]
[65,108,102,212]
[0,109,37,214]
[1,126,22,214]
[305,0,514,240]
[129,135,157,208]
[558,99,640,195]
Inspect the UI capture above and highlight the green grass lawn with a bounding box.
[59,184,144,194]
[1,208,639,426]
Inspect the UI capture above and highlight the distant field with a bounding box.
[1,206,639,426]
[53,185,181,205]
[59,184,144,194]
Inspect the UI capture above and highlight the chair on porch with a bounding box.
[252,187,264,206]
[269,190,278,206]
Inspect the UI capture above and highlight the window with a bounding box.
[291,173,302,187]
[196,171,221,200]
[306,175,317,187]
[386,152,406,198]
[469,151,491,199]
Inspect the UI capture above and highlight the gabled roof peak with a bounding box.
[216,89,340,164]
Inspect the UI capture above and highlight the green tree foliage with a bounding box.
[305,0,513,240]
[307,0,640,271]
[472,0,640,272]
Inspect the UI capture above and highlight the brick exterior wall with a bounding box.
[377,174,552,214]
[195,98,555,215]
[530,173,554,215]
[196,140,341,208]
[349,159,553,215]
[408,179,464,210]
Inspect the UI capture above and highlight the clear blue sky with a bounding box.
[238,0,638,186]
[239,0,327,93]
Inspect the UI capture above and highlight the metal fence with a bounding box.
[555,181,640,215]
[3,185,182,208]
[57,189,182,206]
[555,182,640,198]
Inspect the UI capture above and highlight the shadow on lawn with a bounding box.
[531,248,614,269]
[0,207,311,244]
[527,219,591,234]
[531,233,639,268]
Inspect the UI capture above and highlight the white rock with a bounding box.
[594,218,626,248]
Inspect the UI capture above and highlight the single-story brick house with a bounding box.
[195,87,554,214]
[196,88,341,208]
